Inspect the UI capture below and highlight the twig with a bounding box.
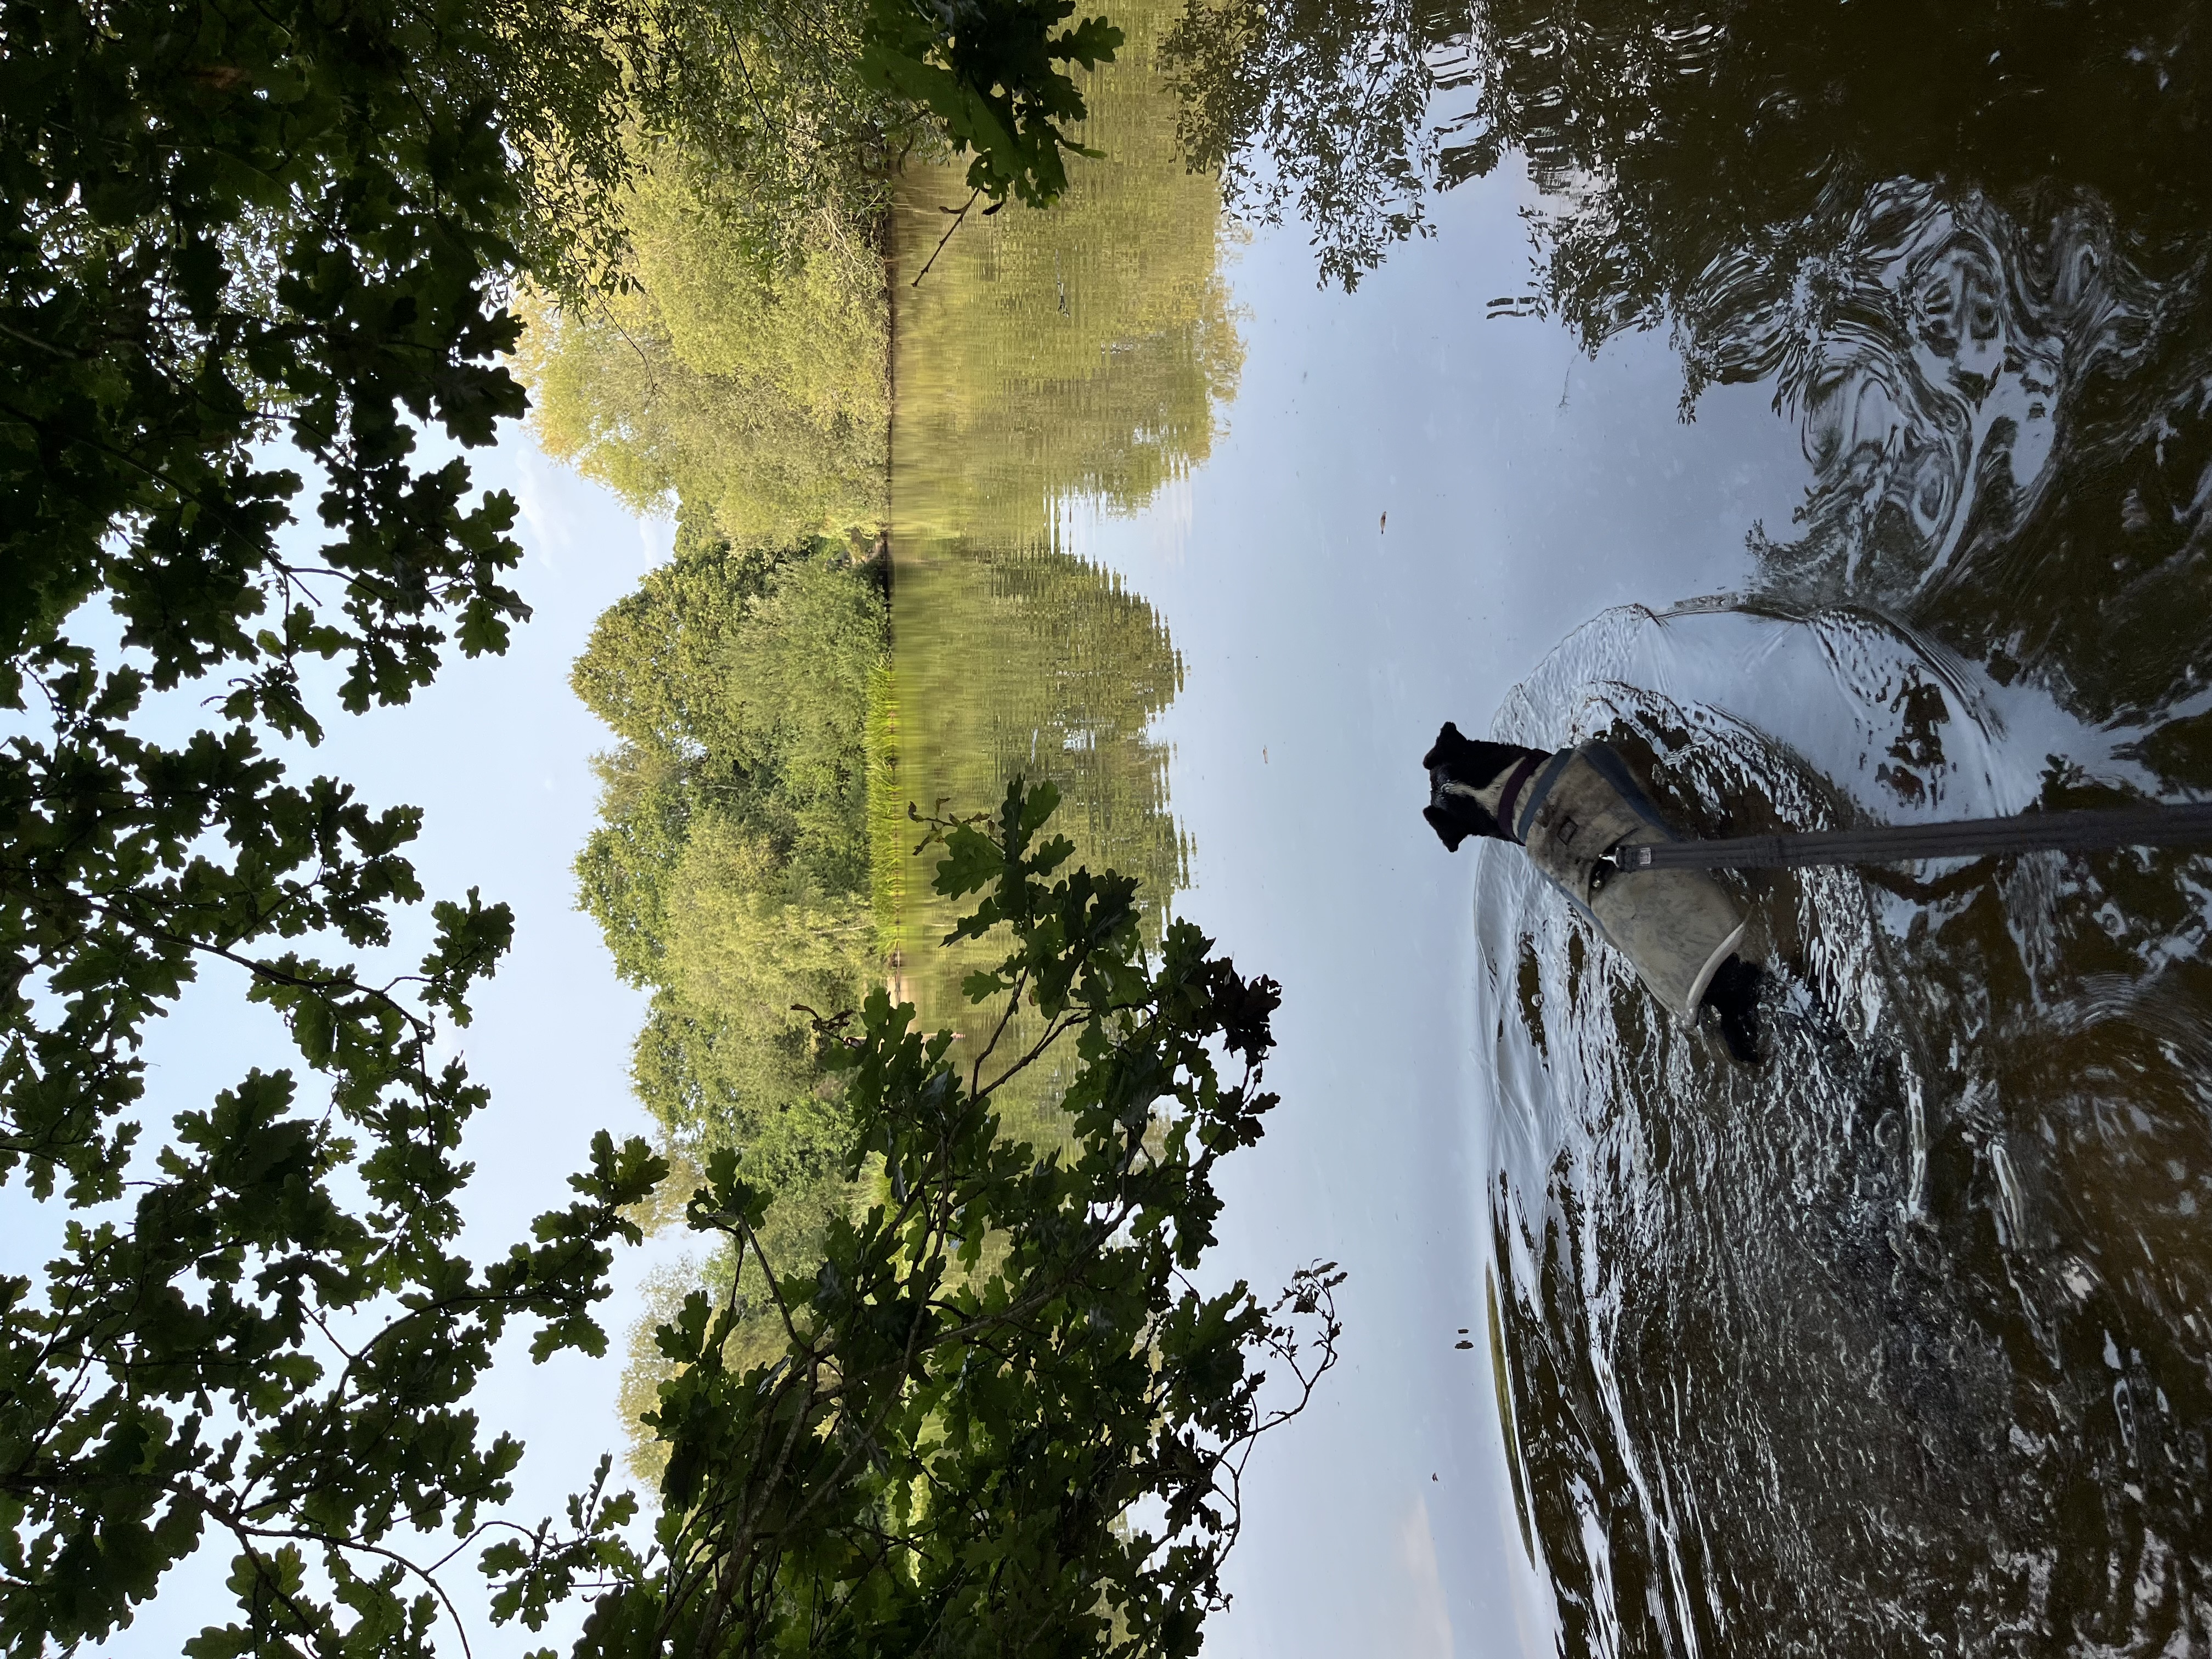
[910,191,982,287]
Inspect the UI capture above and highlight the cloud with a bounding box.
[1396,1494,1456,1659]
[506,441,568,563]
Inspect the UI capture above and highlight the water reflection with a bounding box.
[1412,3,2212,1645]
[885,0,1232,1035]
[1704,182,2152,608]
[1480,603,2212,1652]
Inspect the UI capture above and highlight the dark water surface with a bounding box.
[1450,15,2212,1648]
[883,1,2212,1649]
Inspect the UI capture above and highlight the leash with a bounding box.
[1603,801,2212,873]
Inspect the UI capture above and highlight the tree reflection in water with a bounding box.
[885,0,1232,1119]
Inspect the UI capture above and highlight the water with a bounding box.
[881,1,2212,1649]
[882,0,1224,1035]
[1480,602,2212,1651]
[1475,176,2212,1647]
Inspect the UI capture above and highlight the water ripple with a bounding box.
[1476,603,2212,1653]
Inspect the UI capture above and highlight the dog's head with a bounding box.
[1422,721,1539,851]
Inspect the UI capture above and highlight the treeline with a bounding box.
[532,0,1249,1446]
[521,7,912,1410]
[569,508,887,1395]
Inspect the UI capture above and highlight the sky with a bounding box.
[45,438,687,1652]
[22,154,1833,1657]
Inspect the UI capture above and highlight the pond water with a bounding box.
[888,4,2212,1654]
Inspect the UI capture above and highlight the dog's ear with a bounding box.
[1421,720,1469,771]
[1423,803,1471,851]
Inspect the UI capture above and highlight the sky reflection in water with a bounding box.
[907,55,2212,1659]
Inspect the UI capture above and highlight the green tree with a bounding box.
[512,0,1154,549]
[880,0,1223,1142]
[492,781,1344,1657]
[1,0,1352,1644]
[619,0,1128,243]
[572,514,887,1135]
[1161,0,1451,289]
[880,543,1192,1179]
[0,0,677,1647]
[618,0,899,289]
[516,148,893,549]
[891,546,1188,953]
[569,513,889,1429]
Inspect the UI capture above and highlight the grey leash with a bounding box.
[1603,801,2212,873]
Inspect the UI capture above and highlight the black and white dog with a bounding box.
[1423,721,1766,1064]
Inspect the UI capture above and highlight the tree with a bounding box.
[0,0,673,1647]
[0,0,647,695]
[512,0,1157,550]
[891,548,1189,952]
[571,516,888,1142]
[492,781,1342,1657]
[568,515,890,1432]
[515,143,893,549]
[1161,0,1454,289]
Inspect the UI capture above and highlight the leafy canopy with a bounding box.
[568,516,890,1458]
[0,0,664,1645]
[862,0,1128,206]
[514,144,891,548]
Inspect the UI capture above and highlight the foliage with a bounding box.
[0,0,627,709]
[0,554,668,1650]
[885,558,1193,1172]
[566,513,884,1026]
[605,0,897,295]
[893,0,1244,545]
[513,0,1148,547]
[862,0,1127,206]
[865,662,907,944]
[515,147,890,549]
[493,780,1342,1656]
[0,0,1314,1646]
[569,511,888,1448]
[882,0,1222,1157]
[1161,0,1453,289]
[0,0,679,1646]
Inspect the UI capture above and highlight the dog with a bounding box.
[1424,721,1765,1065]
